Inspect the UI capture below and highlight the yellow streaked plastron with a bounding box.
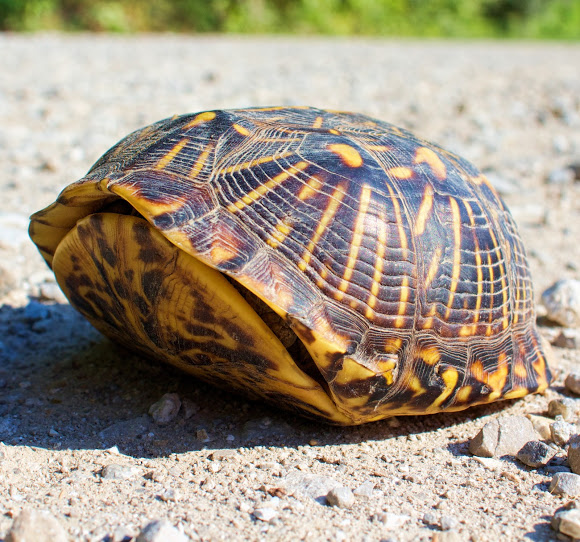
[226,161,309,213]
[445,197,462,319]
[414,146,447,181]
[155,138,189,171]
[298,175,324,201]
[337,185,372,298]
[298,184,346,272]
[327,143,363,168]
[388,167,413,180]
[233,123,251,136]
[183,111,216,129]
[413,184,434,236]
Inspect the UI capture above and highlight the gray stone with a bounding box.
[542,279,580,327]
[516,441,557,468]
[527,414,553,440]
[548,398,579,422]
[553,508,580,538]
[148,393,181,425]
[6,508,68,542]
[136,520,187,542]
[550,420,576,446]
[568,435,580,475]
[565,372,580,396]
[326,486,355,508]
[549,472,580,497]
[469,416,538,458]
[101,464,141,480]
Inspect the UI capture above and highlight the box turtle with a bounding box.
[29,106,551,425]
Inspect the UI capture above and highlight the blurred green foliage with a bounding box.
[1,0,579,38]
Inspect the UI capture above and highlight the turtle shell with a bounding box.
[29,106,551,425]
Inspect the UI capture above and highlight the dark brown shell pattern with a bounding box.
[33,107,551,423]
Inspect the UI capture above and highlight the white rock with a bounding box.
[148,393,181,425]
[555,509,580,538]
[6,509,67,542]
[550,472,580,497]
[136,520,187,542]
[253,507,277,522]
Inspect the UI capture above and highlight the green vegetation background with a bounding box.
[1,0,579,38]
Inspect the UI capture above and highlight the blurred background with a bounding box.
[1,0,579,38]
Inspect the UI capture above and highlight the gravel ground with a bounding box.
[1,34,580,542]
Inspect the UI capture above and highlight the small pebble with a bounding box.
[6,508,67,542]
[552,508,580,538]
[552,330,578,349]
[565,372,580,396]
[550,420,576,446]
[547,167,575,185]
[101,464,140,480]
[148,393,181,425]
[469,416,538,457]
[568,435,580,475]
[326,486,355,508]
[135,520,187,542]
[548,398,578,422]
[423,512,437,525]
[158,488,179,502]
[180,397,198,419]
[353,481,375,499]
[374,512,410,529]
[516,441,557,468]
[432,532,463,542]
[542,279,580,327]
[440,515,459,531]
[550,472,580,497]
[253,507,277,522]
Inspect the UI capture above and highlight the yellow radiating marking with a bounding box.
[394,276,410,327]
[445,197,462,319]
[267,221,293,249]
[419,347,440,366]
[337,185,372,297]
[222,151,295,175]
[459,325,474,337]
[183,111,216,129]
[227,161,309,213]
[247,106,287,111]
[514,361,528,380]
[408,375,426,396]
[489,229,509,328]
[366,209,388,318]
[456,386,472,403]
[329,129,341,135]
[487,354,509,401]
[413,184,434,236]
[154,138,189,171]
[299,185,346,272]
[328,143,363,168]
[430,368,458,409]
[385,183,408,260]
[425,246,442,291]
[312,116,323,128]
[385,338,403,353]
[298,175,324,201]
[210,245,238,264]
[388,167,413,179]
[188,142,214,179]
[233,123,250,136]
[471,360,484,382]
[414,147,447,180]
